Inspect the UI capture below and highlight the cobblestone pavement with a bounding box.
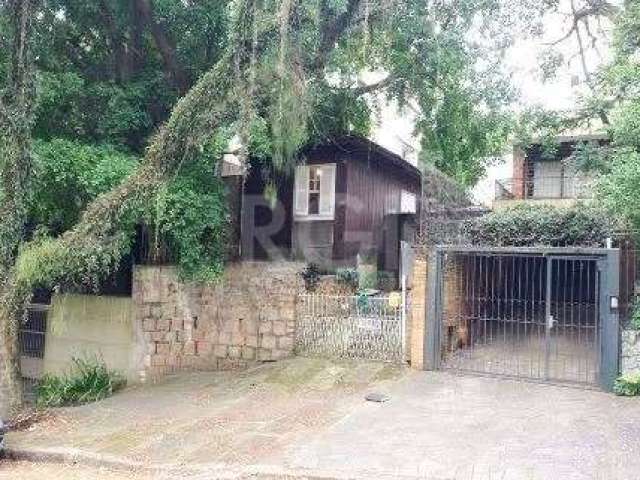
[0,460,313,479]
[0,461,152,480]
[5,358,640,480]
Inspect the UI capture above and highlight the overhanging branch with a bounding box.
[348,74,396,96]
[311,0,362,73]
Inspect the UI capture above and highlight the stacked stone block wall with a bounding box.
[133,262,304,380]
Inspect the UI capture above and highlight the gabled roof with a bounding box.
[303,135,423,183]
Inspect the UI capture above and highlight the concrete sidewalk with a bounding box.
[6,358,640,479]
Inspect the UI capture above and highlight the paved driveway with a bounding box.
[5,358,640,479]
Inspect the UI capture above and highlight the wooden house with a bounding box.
[229,135,422,272]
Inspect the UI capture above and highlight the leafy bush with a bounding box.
[37,356,126,408]
[150,135,229,282]
[30,139,138,235]
[301,263,324,291]
[614,373,640,397]
[466,204,616,247]
[631,303,640,330]
[336,268,359,290]
[597,150,640,233]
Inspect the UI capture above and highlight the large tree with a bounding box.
[0,0,39,417]
[0,0,551,411]
[592,2,640,231]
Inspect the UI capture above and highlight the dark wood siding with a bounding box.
[241,160,293,260]
[242,138,422,268]
[342,153,420,263]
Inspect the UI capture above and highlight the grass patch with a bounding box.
[614,373,640,396]
[37,356,126,408]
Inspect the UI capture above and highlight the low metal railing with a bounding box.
[296,294,406,363]
[495,176,593,201]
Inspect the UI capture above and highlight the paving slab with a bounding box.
[5,358,640,479]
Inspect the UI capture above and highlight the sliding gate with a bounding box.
[426,247,620,390]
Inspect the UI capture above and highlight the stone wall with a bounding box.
[133,261,304,380]
[621,329,640,375]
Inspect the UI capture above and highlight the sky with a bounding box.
[367,0,619,205]
[472,2,617,205]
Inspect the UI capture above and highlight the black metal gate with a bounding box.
[19,303,49,403]
[426,247,620,390]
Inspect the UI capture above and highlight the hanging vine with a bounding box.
[0,0,39,415]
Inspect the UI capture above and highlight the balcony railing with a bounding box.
[495,176,594,201]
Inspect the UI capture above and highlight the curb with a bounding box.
[4,446,437,480]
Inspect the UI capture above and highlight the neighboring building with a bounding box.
[233,135,423,272]
[493,134,609,209]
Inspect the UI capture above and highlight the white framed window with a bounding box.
[400,190,417,213]
[294,164,336,219]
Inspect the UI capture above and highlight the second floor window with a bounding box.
[308,166,322,215]
[294,164,336,219]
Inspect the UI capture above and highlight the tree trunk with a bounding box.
[0,0,39,419]
[97,0,132,83]
[136,0,190,95]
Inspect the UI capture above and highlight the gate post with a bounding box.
[409,257,428,369]
[600,249,620,391]
[424,251,442,370]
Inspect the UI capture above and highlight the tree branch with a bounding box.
[311,0,362,73]
[348,74,396,96]
[544,1,618,47]
[136,0,190,95]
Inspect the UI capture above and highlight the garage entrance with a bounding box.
[425,247,620,390]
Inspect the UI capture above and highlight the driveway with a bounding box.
[5,358,640,479]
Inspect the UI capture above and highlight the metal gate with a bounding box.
[19,303,49,403]
[426,247,620,390]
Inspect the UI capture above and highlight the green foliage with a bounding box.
[29,0,230,151]
[572,140,613,173]
[1,0,562,318]
[307,86,372,143]
[34,72,159,150]
[467,204,616,247]
[613,373,640,397]
[30,139,138,235]
[370,0,524,186]
[336,268,359,290]
[630,303,640,330]
[154,169,229,283]
[37,356,126,408]
[597,150,640,232]
[358,270,378,290]
[301,263,324,292]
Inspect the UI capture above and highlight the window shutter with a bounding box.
[319,164,336,217]
[294,165,309,215]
